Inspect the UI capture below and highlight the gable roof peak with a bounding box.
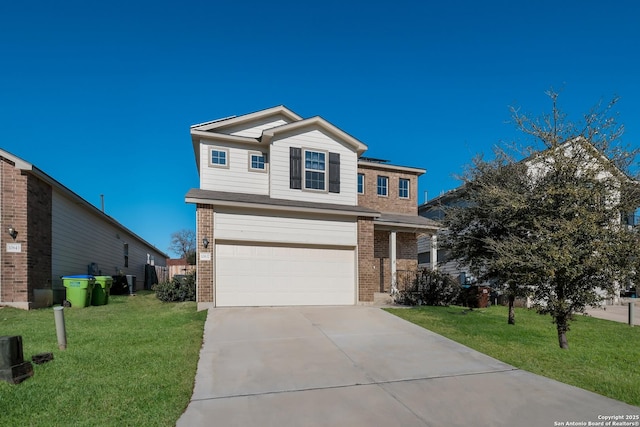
[261,115,368,154]
[190,105,303,132]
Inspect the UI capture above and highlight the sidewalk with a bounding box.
[584,299,640,326]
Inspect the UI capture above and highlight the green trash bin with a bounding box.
[62,275,95,308]
[92,276,113,306]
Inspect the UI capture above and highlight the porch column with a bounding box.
[431,234,438,270]
[390,231,397,293]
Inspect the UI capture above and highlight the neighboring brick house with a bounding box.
[186,106,439,309]
[0,149,168,310]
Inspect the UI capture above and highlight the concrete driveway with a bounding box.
[177,306,638,427]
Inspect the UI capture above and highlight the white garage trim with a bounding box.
[214,210,358,247]
[215,242,356,307]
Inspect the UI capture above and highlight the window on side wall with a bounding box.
[304,150,326,191]
[357,173,365,194]
[399,178,410,199]
[377,176,388,196]
[249,152,266,172]
[209,148,229,168]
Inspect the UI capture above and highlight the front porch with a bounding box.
[371,213,440,296]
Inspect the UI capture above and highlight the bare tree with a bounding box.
[168,229,196,265]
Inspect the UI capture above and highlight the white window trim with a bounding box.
[248,151,267,173]
[208,147,229,169]
[399,178,410,199]
[303,148,328,193]
[377,175,389,197]
[357,173,365,195]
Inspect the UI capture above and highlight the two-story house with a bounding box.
[186,106,439,309]
[417,137,640,302]
[0,148,168,310]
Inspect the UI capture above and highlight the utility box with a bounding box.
[0,336,34,384]
[478,286,490,308]
[126,275,136,295]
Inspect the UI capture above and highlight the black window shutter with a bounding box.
[290,147,302,189]
[328,152,340,193]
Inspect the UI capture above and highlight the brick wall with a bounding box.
[196,205,214,305]
[0,159,54,309]
[26,174,52,302]
[1,158,29,306]
[397,232,418,273]
[357,165,419,215]
[374,230,418,293]
[357,217,375,302]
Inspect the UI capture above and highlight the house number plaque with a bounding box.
[6,243,22,253]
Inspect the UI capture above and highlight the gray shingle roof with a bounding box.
[185,189,380,217]
[375,212,441,230]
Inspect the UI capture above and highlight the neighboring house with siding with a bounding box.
[0,149,168,310]
[418,188,475,281]
[186,106,439,310]
[417,138,639,299]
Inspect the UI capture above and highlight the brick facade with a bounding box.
[0,158,53,309]
[196,205,214,305]
[357,217,375,302]
[1,158,28,306]
[357,162,423,296]
[357,164,420,215]
[26,174,52,303]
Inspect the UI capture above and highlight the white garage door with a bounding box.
[215,243,356,307]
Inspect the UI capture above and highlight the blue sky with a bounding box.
[2,0,639,256]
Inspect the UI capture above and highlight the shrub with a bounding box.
[395,269,461,306]
[154,272,196,302]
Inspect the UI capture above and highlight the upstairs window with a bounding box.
[399,178,410,198]
[357,173,365,194]
[249,152,266,172]
[377,176,388,196]
[209,148,229,168]
[290,148,339,193]
[304,150,326,191]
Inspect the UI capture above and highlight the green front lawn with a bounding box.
[386,305,640,407]
[0,292,207,426]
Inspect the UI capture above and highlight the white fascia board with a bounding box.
[262,116,368,154]
[0,148,33,170]
[191,106,303,132]
[185,196,380,218]
[190,130,259,145]
[374,221,441,232]
[358,161,426,175]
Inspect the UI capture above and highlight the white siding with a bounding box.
[222,117,291,138]
[199,141,269,194]
[214,209,357,247]
[51,190,166,290]
[417,233,430,255]
[269,128,358,206]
